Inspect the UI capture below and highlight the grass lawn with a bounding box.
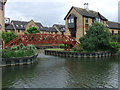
[46,48,76,52]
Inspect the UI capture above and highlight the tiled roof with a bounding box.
[106,21,120,30]
[53,24,65,32]
[11,20,43,30]
[5,24,14,30]
[64,6,108,21]
[42,27,58,32]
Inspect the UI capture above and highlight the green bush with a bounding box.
[72,44,83,52]
[11,45,18,50]
[79,22,110,52]
[2,44,36,58]
[111,35,118,42]
[59,44,65,48]
[2,32,18,44]
[27,27,40,34]
[108,42,119,53]
[118,34,120,43]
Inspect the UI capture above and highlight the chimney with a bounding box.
[84,3,89,11]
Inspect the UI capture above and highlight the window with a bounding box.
[118,31,120,35]
[16,25,18,27]
[21,25,23,27]
[71,18,74,23]
[99,19,101,23]
[68,19,71,23]
[112,30,114,35]
[30,25,34,28]
[85,24,89,28]
[103,21,104,24]
[22,30,24,32]
[85,17,88,23]
[11,30,14,32]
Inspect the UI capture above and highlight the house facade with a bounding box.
[106,21,120,35]
[64,4,120,42]
[5,19,65,35]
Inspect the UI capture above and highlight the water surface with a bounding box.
[2,50,120,88]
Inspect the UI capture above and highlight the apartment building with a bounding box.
[64,3,120,42]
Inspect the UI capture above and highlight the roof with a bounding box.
[5,24,14,30]
[106,21,120,30]
[42,27,58,32]
[53,24,65,32]
[11,20,43,30]
[64,6,108,21]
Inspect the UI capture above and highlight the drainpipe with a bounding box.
[83,16,84,35]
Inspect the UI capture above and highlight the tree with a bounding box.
[26,27,40,34]
[118,34,120,43]
[111,35,118,42]
[79,22,110,52]
[2,32,18,44]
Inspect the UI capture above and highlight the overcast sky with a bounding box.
[5,0,120,27]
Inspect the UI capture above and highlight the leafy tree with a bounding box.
[79,22,110,52]
[2,32,18,44]
[111,35,118,42]
[118,34,120,43]
[26,27,40,34]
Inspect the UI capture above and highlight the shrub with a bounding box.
[108,42,119,53]
[59,44,65,48]
[2,32,18,44]
[2,44,36,58]
[11,45,18,50]
[72,44,83,52]
[111,35,118,42]
[118,34,120,43]
[27,27,40,34]
[79,22,110,52]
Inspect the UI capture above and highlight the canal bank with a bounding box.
[2,49,120,88]
[1,54,38,67]
[45,49,113,58]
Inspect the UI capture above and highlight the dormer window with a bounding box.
[16,25,18,27]
[21,25,23,27]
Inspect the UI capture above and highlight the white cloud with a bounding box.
[5,0,119,26]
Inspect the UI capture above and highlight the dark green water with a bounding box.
[2,50,120,88]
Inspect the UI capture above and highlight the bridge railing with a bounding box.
[5,34,79,48]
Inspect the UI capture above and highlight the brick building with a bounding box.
[64,3,120,42]
[5,19,65,35]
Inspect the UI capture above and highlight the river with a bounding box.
[2,50,120,88]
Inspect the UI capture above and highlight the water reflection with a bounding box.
[2,50,120,88]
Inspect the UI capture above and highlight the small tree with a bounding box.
[26,27,40,34]
[2,32,18,44]
[79,22,110,52]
